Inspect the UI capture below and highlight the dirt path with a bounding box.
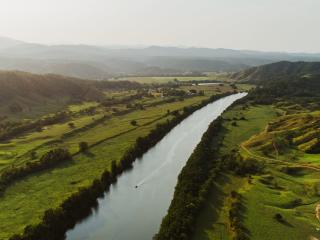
[240,143,320,172]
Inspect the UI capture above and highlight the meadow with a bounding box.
[193,104,278,240]
[0,82,231,239]
[193,101,320,240]
[112,72,230,84]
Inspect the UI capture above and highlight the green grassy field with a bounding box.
[239,111,320,239]
[242,170,320,240]
[221,104,277,153]
[112,72,238,84]
[114,76,218,84]
[193,102,320,240]
[192,174,247,240]
[193,104,278,240]
[0,93,211,239]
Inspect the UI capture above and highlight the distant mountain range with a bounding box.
[1,36,320,79]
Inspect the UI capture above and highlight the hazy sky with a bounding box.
[1,0,319,52]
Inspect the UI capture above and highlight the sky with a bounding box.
[0,0,319,52]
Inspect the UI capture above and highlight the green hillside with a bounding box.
[231,61,320,83]
[0,71,105,119]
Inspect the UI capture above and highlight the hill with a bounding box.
[1,37,320,78]
[0,71,105,118]
[231,61,320,83]
[0,37,25,50]
[244,112,320,156]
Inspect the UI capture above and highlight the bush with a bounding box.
[274,213,284,222]
[0,149,71,194]
[79,141,89,152]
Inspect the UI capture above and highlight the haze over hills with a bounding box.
[1,37,320,79]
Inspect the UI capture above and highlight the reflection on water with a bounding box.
[66,93,247,240]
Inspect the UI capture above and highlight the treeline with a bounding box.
[0,112,69,142]
[155,94,257,240]
[246,74,320,104]
[100,92,146,107]
[155,117,224,240]
[94,80,143,90]
[0,149,71,194]
[61,115,110,139]
[10,92,233,240]
[229,192,249,240]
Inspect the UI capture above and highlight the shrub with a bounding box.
[79,141,89,152]
[274,213,284,222]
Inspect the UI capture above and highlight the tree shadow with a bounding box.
[193,173,232,240]
[83,151,95,158]
[236,194,252,238]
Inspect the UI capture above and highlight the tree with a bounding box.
[30,151,37,160]
[274,213,284,222]
[111,160,118,175]
[79,142,89,152]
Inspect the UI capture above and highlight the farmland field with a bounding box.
[0,81,233,239]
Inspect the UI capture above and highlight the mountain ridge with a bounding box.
[1,37,320,79]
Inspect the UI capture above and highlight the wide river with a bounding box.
[66,92,247,240]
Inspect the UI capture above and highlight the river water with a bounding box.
[66,93,247,240]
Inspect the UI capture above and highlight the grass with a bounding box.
[238,110,320,239]
[221,104,278,153]
[193,104,279,240]
[114,72,236,84]
[0,114,104,172]
[235,83,255,92]
[193,102,320,240]
[180,84,234,96]
[114,76,214,84]
[68,101,99,113]
[243,171,320,240]
[0,94,210,239]
[193,174,247,240]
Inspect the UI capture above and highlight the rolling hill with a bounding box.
[0,71,105,118]
[231,61,320,83]
[1,37,320,79]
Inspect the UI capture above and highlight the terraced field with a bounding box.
[193,103,320,240]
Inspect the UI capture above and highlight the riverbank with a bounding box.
[8,92,239,239]
[0,94,211,239]
[169,98,320,240]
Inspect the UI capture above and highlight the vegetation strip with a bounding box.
[9,92,232,240]
[0,149,71,194]
[155,115,226,239]
[155,95,263,240]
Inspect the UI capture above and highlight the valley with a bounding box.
[0,71,242,239]
[1,2,320,239]
[157,61,320,240]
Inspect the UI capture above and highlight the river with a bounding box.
[66,92,247,240]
